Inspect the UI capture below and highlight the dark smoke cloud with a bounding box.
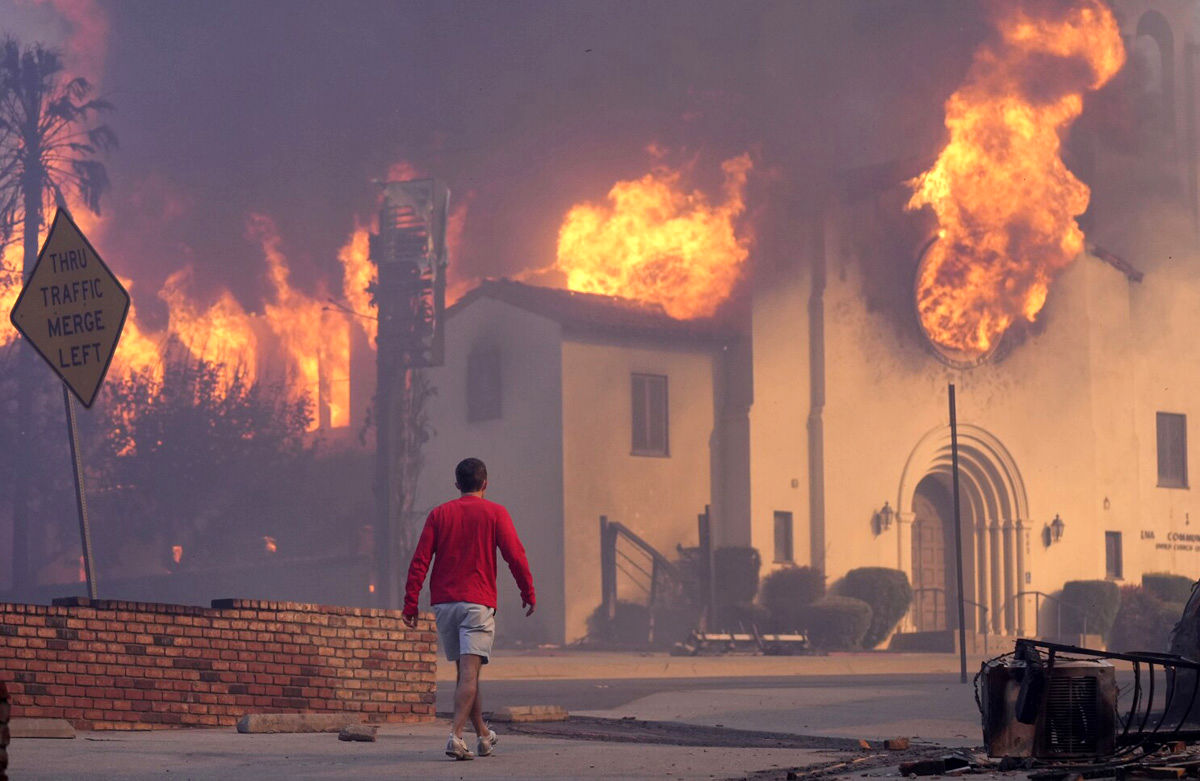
[13,0,992,325]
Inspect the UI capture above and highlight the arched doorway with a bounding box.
[897,424,1030,635]
[911,475,954,631]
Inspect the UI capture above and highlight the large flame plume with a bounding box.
[2,205,356,432]
[907,0,1125,360]
[554,154,753,320]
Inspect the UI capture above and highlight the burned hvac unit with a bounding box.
[980,653,1116,759]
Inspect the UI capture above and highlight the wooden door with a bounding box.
[912,489,948,631]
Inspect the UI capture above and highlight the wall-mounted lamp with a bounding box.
[1043,513,1065,546]
[874,501,894,535]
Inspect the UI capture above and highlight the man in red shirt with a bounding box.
[402,457,536,760]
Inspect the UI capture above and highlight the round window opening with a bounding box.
[914,237,1002,370]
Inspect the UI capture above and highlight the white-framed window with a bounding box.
[774,511,794,563]
[466,346,501,422]
[1157,412,1188,488]
[631,373,668,457]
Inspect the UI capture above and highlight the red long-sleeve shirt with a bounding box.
[403,495,535,617]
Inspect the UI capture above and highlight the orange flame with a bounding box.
[250,214,351,430]
[171,545,183,564]
[0,242,18,348]
[555,154,752,319]
[159,267,259,387]
[337,223,376,346]
[907,0,1125,360]
[264,536,277,554]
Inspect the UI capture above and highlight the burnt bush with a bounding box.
[1143,573,1195,605]
[586,601,650,647]
[714,547,762,605]
[1109,585,1183,653]
[802,596,873,651]
[715,601,771,633]
[761,566,825,632]
[1060,580,1121,639]
[838,567,913,648]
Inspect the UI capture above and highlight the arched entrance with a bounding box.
[911,475,954,631]
[897,424,1030,635]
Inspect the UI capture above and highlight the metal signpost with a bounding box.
[9,207,130,599]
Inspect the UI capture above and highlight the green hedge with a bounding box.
[838,567,913,648]
[1109,585,1184,653]
[1060,580,1121,639]
[714,547,762,605]
[1143,573,1195,605]
[761,566,825,632]
[802,596,873,651]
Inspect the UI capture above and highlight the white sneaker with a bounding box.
[445,734,474,760]
[477,727,499,757]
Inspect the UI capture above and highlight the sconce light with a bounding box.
[1043,513,1065,546]
[874,501,894,535]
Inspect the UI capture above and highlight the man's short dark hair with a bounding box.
[455,458,488,492]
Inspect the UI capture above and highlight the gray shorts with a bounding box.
[432,602,496,664]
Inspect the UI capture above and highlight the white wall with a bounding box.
[416,298,566,643]
[560,337,717,642]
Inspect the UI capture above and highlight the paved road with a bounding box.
[445,672,982,746]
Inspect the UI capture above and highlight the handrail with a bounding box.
[908,587,989,650]
[1004,590,1093,638]
[608,520,679,579]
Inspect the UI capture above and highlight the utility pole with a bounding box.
[371,179,449,609]
[949,384,968,684]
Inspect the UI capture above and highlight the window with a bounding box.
[1157,412,1188,488]
[774,511,794,563]
[466,346,501,422]
[1105,531,1124,580]
[631,373,668,456]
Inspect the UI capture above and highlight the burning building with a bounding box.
[409,0,1200,645]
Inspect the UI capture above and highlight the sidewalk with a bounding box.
[7,721,836,780]
[437,648,995,681]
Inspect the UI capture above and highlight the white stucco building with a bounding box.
[414,280,736,643]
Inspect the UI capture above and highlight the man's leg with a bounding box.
[470,671,487,735]
[451,654,484,738]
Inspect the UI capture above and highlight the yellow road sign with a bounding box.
[9,208,130,407]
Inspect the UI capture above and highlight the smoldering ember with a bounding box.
[1,1,1199,779]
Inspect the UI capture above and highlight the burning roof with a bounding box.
[447,278,735,344]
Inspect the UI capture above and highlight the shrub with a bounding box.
[1060,580,1121,639]
[586,601,649,646]
[714,547,762,606]
[761,566,825,632]
[802,596,873,651]
[1143,573,1195,605]
[839,567,913,649]
[1109,585,1184,653]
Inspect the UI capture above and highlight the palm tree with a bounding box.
[0,36,116,591]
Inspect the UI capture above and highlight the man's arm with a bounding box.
[496,509,536,615]
[402,513,437,626]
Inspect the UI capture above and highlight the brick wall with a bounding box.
[0,597,437,731]
[1,678,9,780]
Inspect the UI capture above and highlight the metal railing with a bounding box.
[910,586,991,653]
[599,515,680,645]
[1004,590,1091,639]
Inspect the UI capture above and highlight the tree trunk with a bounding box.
[12,174,42,592]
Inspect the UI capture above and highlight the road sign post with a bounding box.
[8,207,130,599]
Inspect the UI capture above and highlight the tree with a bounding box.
[0,37,116,587]
[94,350,313,571]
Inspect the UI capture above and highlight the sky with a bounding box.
[0,0,985,330]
